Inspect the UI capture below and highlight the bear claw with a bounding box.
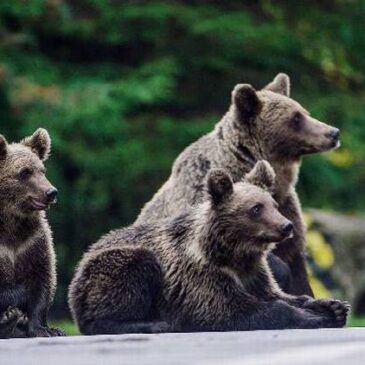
[1,307,22,324]
[46,327,66,337]
[0,307,24,338]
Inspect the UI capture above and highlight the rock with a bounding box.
[308,209,365,314]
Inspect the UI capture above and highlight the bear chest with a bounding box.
[0,241,37,284]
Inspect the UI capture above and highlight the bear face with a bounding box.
[0,129,57,217]
[204,161,293,261]
[232,74,340,161]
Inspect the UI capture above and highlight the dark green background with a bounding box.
[0,1,364,317]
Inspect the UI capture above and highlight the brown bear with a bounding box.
[69,161,349,335]
[0,129,64,338]
[135,74,340,297]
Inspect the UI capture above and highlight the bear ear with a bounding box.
[207,168,234,205]
[0,135,8,161]
[264,73,290,97]
[244,160,276,193]
[21,128,51,161]
[232,84,262,121]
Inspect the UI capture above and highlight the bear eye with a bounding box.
[250,203,263,217]
[291,112,303,127]
[18,168,33,180]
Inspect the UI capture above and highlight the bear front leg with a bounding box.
[278,293,350,328]
[249,300,340,330]
[274,191,314,297]
[25,274,54,337]
[23,238,62,337]
[24,303,64,337]
[277,292,313,307]
[26,300,51,337]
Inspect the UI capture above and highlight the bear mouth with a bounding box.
[325,136,341,151]
[301,139,340,155]
[332,139,341,149]
[280,230,294,240]
[29,199,49,210]
[319,139,340,152]
[259,232,291,244]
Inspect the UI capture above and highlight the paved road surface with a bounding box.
[1,328,365,365]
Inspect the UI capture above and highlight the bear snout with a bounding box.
[45,187,58,204]
[326,128,340,145]
[280,222,293,238]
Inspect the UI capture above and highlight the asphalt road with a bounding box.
[0,328,365,365]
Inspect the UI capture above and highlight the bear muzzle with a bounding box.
[325,127,340,147]
[46,187,58,204]
[29,187,58,210]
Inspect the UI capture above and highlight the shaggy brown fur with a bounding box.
[135,74,341,296]
[69,162,349,335]
[0,129,64,338]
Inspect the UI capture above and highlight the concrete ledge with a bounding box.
[1,328,365,365]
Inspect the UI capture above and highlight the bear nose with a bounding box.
[281,222,293,237]
[328,128,340,141]
[46,187,58,202]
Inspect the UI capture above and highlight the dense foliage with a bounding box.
[0,0,364,315]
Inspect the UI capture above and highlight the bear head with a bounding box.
[0,128,58,217]
[231,73,340,161]
[205,161,292,260]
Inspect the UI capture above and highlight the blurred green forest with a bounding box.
[1,0,365,317]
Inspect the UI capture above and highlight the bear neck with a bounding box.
[271,160,300,202]
[0,208,42,247]
[216,110,262,170]
[217,111,301,202]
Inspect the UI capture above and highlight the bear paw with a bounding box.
[304,299,350,328]
[0,307,23,338]
[0,306,22,324]
[27,323,54,338]
[17,313,28,325]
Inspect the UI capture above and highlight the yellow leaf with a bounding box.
[306,230,335,269]
[308,272,333,299]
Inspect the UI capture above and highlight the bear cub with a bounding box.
[0,129,63,338]
[69,161,349,335]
